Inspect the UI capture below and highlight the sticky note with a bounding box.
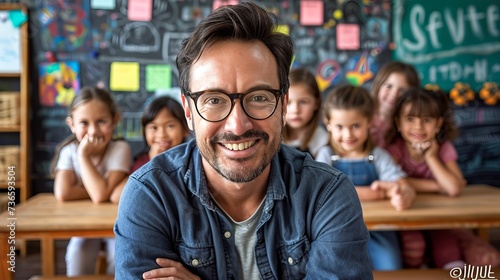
[336,23,360,50]
[213,0,239,11]
[91,0,116,10]
[146,64,172,92]
[128,0,152,21]
[300,0,324,26]
[275,25,290,35]
[110,62,140,91]
[8,10,27,28]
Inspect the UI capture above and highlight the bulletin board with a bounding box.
[0,10,21,73]
[28,0,396,192]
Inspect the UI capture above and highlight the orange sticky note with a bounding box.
[128,0,152,21]
[336,23,360,50]
[300,0,324,26]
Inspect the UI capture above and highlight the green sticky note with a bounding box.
[146,64,171,92]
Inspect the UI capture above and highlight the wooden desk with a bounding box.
[362,185,500,233]
[0,194,117,280]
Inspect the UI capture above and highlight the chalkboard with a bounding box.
[453,102,500,187]
[392,0,500,92]
[29,0,395,192]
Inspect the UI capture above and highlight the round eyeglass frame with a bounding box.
[184,88,284,122]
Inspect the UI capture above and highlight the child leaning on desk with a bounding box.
[50,86,132,276]
[315,84,416,271]
[112,95,192,203]
[385,87,500,269]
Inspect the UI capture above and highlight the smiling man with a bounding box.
[114,2,371,279]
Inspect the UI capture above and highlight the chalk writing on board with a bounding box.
[116,22,161,53]
[393,0,500,91]
[116,112,143,140]
[33,107,69,144]
[112,90,150,112]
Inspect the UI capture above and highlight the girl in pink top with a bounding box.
[370,61,420,148]
[386,88,500,269]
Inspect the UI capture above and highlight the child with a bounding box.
[316,84,416,270]
[370,61,420,148]
[51,86,131,276]
[283,67,329,157]
[385,88,500,269]
[112,96,191,202]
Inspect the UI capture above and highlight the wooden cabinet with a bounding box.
[0,3,30,203]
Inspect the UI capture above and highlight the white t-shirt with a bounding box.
[55,141,132,185]
[285,125,329,158]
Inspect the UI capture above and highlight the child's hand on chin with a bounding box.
[78,134,106,157]
[411,141,432,154]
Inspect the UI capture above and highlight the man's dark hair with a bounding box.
[176,1,294,94]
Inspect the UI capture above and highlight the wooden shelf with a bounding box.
[0,3,30,204]
[0,73,21,78]
[0,125,21,132]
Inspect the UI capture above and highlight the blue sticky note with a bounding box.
[91,0,116,10]
[8,10,27,28]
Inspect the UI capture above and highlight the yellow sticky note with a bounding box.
[110,62,140,92]
[146,64,171,91]
[275,25,289,35]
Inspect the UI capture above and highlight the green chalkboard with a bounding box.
[392,0,500,91]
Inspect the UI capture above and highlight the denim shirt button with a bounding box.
[191,259,200,267]
[287,257,294,265]
[224,231,232,238]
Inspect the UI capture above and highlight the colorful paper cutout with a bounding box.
[39,61,80,106]
[37,0,91,51]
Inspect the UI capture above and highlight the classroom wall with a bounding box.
[1,0,498,192]
[24,0,395,193]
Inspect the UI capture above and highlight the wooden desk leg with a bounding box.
[477,228,490,242]
[0,233,14,280]
[41,238,56,276]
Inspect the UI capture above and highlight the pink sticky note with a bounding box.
[128,0,152,21]
[300,0,324,26]
[213,0,239,11]
[336,23,360,50]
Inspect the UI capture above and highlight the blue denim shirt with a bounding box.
[114,140,372,279]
